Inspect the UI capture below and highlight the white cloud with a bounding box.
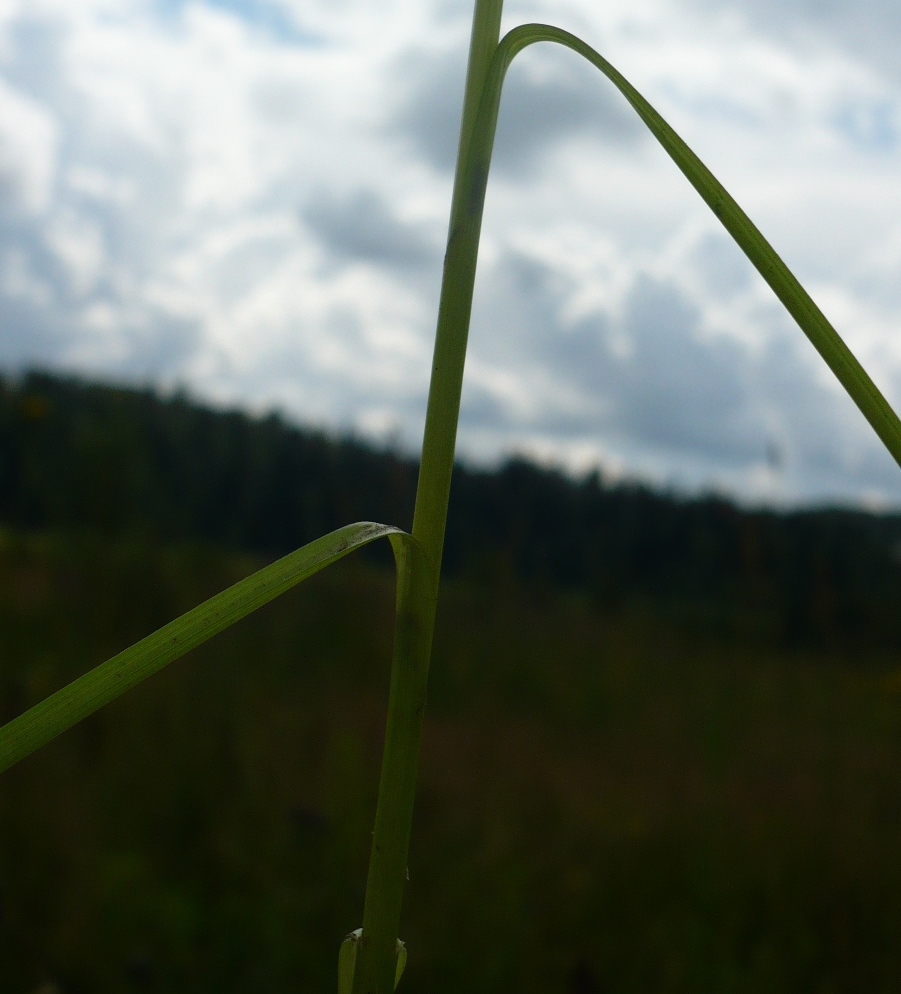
[0,75,57,213]
[0,0,899,504]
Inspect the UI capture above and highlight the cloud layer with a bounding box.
[0,0,900,505]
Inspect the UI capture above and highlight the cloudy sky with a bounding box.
[1,0,901,505]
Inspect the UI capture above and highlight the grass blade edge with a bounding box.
[0,521,409,775]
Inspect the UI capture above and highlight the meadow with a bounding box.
[2,522,901,993]
[7,0,901,985]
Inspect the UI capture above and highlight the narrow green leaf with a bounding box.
[338,929,362,994]
[394,939,407,988]
[0,521,406,775]
[461,23,901,470]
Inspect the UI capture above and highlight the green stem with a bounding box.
[352,535,430,994]
[350,2,505,992]
[413,0,506,582]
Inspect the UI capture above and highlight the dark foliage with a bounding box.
[0,372,418,555]
[2,536,901,994]
[1,370,901,649]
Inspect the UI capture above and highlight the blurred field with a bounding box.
[1,530,901,993]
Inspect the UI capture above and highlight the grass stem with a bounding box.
[350,5,507,990]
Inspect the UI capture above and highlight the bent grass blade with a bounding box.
[0,521,411,775]
[458,23,901,467]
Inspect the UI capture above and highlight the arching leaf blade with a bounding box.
[0,521,406,774]
[469,24,901,470]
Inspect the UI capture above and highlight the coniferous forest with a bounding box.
[2,370,901,651]
[2,370,901,993]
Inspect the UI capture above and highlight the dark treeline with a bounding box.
[2,370,901,650]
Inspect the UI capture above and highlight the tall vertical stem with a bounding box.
[353,535,430,994]
[413,0,505,579]
[351,2,505,992]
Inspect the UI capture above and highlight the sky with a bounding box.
[0,0,900,505]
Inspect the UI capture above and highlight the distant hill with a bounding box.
[2,370,901,650]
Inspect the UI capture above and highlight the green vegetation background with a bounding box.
[2,373,901,993]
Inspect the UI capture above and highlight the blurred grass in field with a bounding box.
[1,530,901,993]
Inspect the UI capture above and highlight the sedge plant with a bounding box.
[3,1,901,991]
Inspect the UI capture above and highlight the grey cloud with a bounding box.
[689,233,753,300]
[114,314,202,381]
[252,79,307,125]
[467,256,760,463]
[457,385,517,434]
[688,0,901,84]
[0,107,202,381]
[0,201,202,379]
[463,250,901,499]
[755,332,901,493]
[0,143,200,379]
[393,44,643,176]
[390,50,463,171]
[303,189,439,271]
[0,294,66,369]
[154,0,323,45]
[611,277,759,463]
[0,266,201,382]
[251,313,431,448]
[1,14,65,104]
[832,98,899,153]
[556,275,762,464]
